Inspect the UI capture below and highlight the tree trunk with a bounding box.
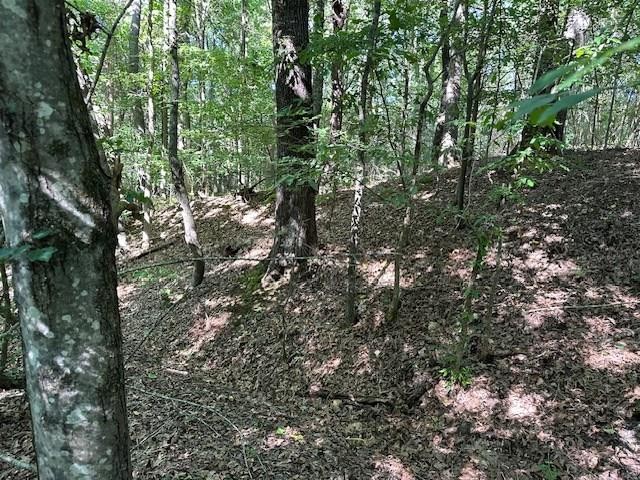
[166,0,205,286]
[517,0,563,151]
[129,0,146,133]
[345,0,381,324]
[433,0,463,167]
[0,2,132,477]
[312,0,326,123]
[264,0,318,284]
[329,0,347,144]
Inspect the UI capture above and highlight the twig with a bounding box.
[525,300,639,314]
[0,452,35,472]
[87,0,135,102]
[129,385,255,479]
[130,240,176,260]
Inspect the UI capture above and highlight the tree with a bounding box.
[264,0,318,283]
[166,0,205,286]
[0,1,132,478]
[345,0,381,324]
[432,0,464,167]
[516,0,566,151]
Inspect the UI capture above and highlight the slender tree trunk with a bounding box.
[0,2,132,477]
[433,0,464,167]
[329,0,347,144]
[456,0,497,211]
[264,0,318,284]
[312,0,326,123]
[389,72,436,322]
[0,246,15,376]
[166,0,205,286]
[345,0,381,324]
[129,0,146,133]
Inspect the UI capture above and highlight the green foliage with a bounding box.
[439,364,473,389]
[0,230,57,265]
[537,462,560,480]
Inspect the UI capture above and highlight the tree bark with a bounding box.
[129,0,146,134]
[166,0,205,286]
[329,0,347,144]
[0,2,132,478]
[345,0,381,324]
[517,0,564,151]
[312,0,326,123]
[264,0,318,283]
[432,0,463,167]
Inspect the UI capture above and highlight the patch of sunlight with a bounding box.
[239,208,271,227]
[446,248,474,281]
[577,471,625,480]
[263,426,305,450]
[452,383,500,418]
[505,385,545,422]
[354,345,373,374]
[372,456,415,480]
[308,356,342,376]
[459,460,487,480]
[524,290,570,329]
[583,316,615,339]
[620,210,633,218]
[568,447,601,470]
[179,312,231,357]
[583,343,640,373]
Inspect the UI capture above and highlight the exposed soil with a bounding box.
[1,150,639,479]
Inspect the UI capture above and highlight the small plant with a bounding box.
[439,364,473,388]
[538,462,560,480]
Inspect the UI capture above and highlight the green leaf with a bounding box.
[511,94,557,120]
[529,64,579,95]
[32,229,55,240]
[27,247,57,263]
[534,89,601,125]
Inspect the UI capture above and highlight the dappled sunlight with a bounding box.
[263,426,305,450]
[583,343,640,372]
[445,248,474,281]
[458,459,487,480]
[308,356,342,376]
[372,455,415,480]
[505,385,546,423]
[355,345,373,374]
[447,378,500,419]
[523,290,570,329]
[179,311,231,357]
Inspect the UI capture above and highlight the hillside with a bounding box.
[2,150,639,479]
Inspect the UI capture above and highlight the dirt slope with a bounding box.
[1,150,639,479]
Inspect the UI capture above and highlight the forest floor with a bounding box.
[1,150,640,479]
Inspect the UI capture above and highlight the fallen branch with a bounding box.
[525,300,640,315]
[0,452,35,472]
[310,388,395,408]
[129,240,175,261]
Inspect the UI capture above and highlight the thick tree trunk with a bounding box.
[432,0,463,167]
[0,2,132,478]
[264,0,318,283]
[166,0,205,286]
[345,0,381,324]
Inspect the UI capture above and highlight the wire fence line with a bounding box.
[117,250,406,276]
